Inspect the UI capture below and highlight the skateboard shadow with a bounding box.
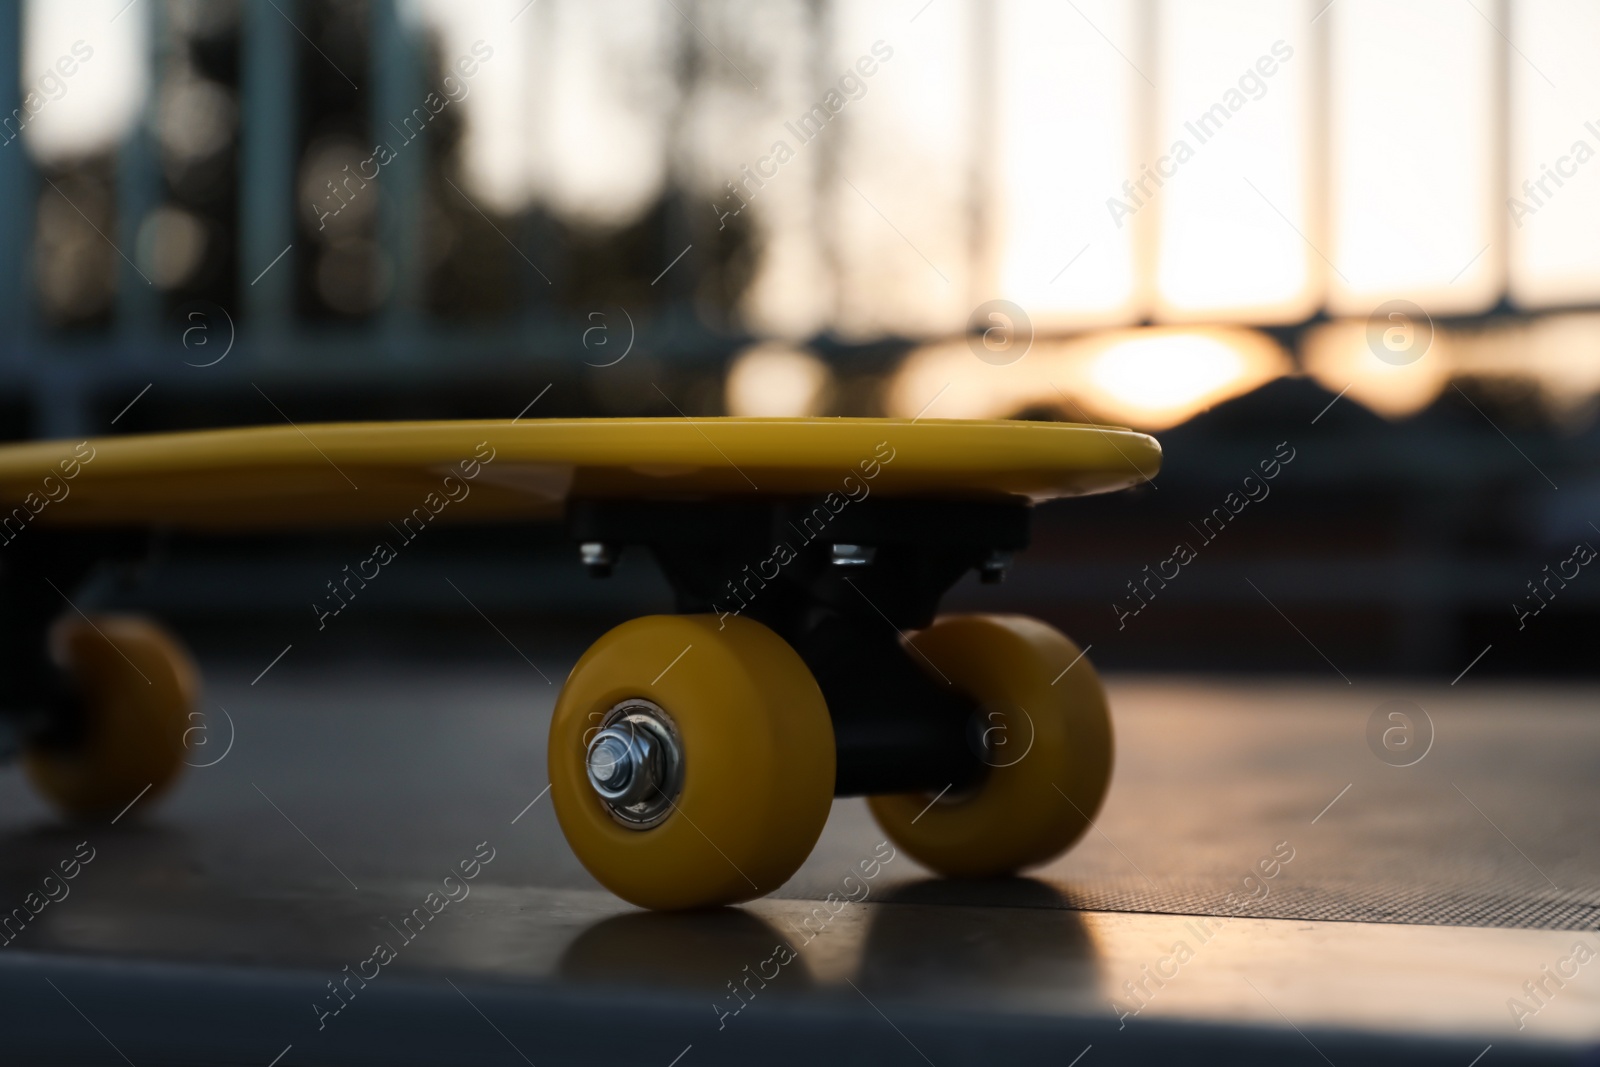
[555,879,1100,1001]
[851,877,1101,991]
[0,820,194,881]
[0,821,200,954]
[558,907,815,994]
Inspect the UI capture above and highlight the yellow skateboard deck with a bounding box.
[0,417,1160,532]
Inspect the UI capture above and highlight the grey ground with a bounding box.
[0,646,1595,1064]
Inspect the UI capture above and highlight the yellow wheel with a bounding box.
[868,614,1111,878]
[549,614,835,910]
[25,615,198,819]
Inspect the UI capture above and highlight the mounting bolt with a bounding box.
[580,542,617,578]
[586,726,659,805]
[585,701,684,829]
[831,543,876,567]
[979,549,1013,584]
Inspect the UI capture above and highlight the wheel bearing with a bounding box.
[584,700,683,829]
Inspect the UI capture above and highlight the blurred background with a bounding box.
[4,0,1598,676]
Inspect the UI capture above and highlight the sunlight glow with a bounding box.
[829,0,973,339]
[417,0,676,225]
[1153,0,1315,322]
[1506,0,1600,308]
[1302,319,1450,420]
[1326,0,1500,314]
[994,0,1139,328]
[1307,314,1600,425]
[1090,333,1244,411]
[21,0,148,164]
[1081,328,1286,428]
[884,326,1288,431]
[418,0,536,214]
[724,343,834,417]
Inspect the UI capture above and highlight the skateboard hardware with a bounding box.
[584,700,683,829]
[865,614,1112,881]
[0,530,148,753]
[549,612,839,910]
[979,549,1013,584]
[568,497,1031,797]
[830,543,875,566]
[579,541,617,578]
[0,529,199,817]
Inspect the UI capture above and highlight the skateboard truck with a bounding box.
[0,530,150,757]
[568,497,1031,798]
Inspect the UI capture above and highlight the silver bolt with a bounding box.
[580,541,617,577]
[586,733,635,791]
[583,702,683,829]
[831,543,876,566]
[979,549,1013,584]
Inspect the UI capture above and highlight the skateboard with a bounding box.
[0,417,1160,910]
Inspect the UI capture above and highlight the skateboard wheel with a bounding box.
[549,614,835,910]
[25,615,198,820]
[868,614,1112,878]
